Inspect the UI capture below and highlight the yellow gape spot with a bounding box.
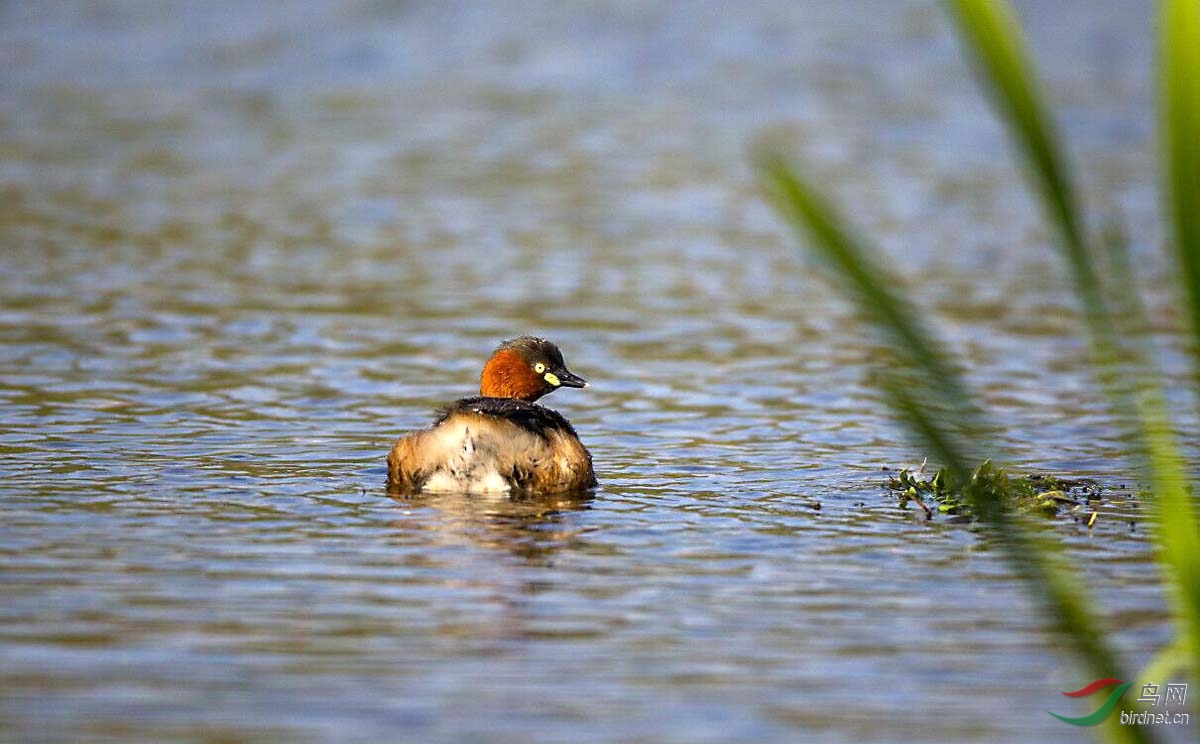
[544,372,560,386]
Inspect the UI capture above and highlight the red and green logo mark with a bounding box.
[1048,678,1134,726]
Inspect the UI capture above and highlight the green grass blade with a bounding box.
[944,0,1110,343]
[1138,385,1200,685]
[951,0,1198,707]
[756,151,979,483]
[1161,0,1200,350]
[1107,201,1200,686]
[756,152,983,466]
[880,374,976,487]
[756,155,1143,739]
[759,5,1193,735]
[1156,0,1200,685]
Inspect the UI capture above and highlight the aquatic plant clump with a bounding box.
[886,461,1110,522]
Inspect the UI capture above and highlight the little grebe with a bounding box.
[387,336,596,494]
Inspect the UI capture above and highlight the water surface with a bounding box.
[1,1,1191,741]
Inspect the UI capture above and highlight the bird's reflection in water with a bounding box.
[386,487,595,566]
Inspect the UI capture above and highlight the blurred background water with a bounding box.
[1,1,1193,741]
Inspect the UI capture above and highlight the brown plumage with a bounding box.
[387,337,596,495]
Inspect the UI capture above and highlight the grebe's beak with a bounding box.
[548,368,588,389]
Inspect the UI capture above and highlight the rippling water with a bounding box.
[1,1,1192,742]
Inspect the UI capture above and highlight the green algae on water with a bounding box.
[887,460,1109,520]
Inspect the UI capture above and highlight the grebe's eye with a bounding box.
[534,362,546,374]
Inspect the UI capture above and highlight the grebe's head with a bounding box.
[479,336,588,402]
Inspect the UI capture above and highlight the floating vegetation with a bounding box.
[886,460,1104,521]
